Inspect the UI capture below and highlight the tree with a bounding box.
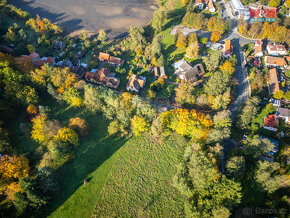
[54,127,79,146]
[27,104,37,114]
[31,115,47,143]
[237,97,259,129]
[212,207,231,218]
[286,0,290,7]
[188,32,198,44]
[79,30,87,41]
[84,85,102,113]
[284,91,290,101]
[5,182,21,200]
[0,155,29,180]
[175,80,195,105]
[161,109,213,140]
[220,61,235,75]
[255,161,286,193]
[213,110,231,128]
[269,0,281,7]
[128,26,146,51]
[211,31,221,43]
[98,29,107,42]
[131,115,149,136]
[151,8,168,33]
[245,135,274,159]
[186,41,199,58]
[176,33,187,49]
[226,156,245,179]
[272,26,287,43]
[26,44,35,53]
[273,90,284,99]
[188,150,220,192]
[63,88,83,107]
[68,117,90,136]
[31,64,52,86]
[204,71,230,96]
[108,120,121,135]
[203,52,221,72]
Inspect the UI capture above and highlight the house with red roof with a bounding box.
[264,114,278,131]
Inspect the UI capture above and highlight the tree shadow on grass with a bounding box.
[39,109,128,217]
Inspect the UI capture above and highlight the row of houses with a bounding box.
[254,40,288,58]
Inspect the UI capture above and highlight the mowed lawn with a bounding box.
[93,136,186,217]
[31,104,186,217]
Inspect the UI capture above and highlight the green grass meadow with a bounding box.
[10,101,186,217]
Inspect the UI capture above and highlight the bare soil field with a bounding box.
[8,0,157,38]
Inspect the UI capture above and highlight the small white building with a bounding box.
[276,107,289,123]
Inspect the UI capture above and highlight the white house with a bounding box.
[276,107,289,123]
[267,43,287,56]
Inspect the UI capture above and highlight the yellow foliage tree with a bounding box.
[119,92,135,109]
[210,31,221,43]
[27,104,37,114]
[219,61,235,75]
[161,109,213,140]
[176,33,187,49]
[30,64,51,86]
[0,155,30,180]
[54,127,79,146]
[131,115,149,136]
[5,182,22,200]
[31,115,47,143]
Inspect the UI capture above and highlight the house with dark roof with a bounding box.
[85,68,120,89]
[267,68,280,95]
[72,65,86,79]
[264,114,278,131]
[126,74,146,93]
[173,60,205,82]
[276,107,289,123]
[52,40,66,51]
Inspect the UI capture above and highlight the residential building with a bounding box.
[154,66,168,79]
[276,107,289,123]
[98,52,124,66]
[195,0,209,10]
[208,0,216,12]
[35,57,55,67]
[263,114,278,131]
[126,74,146,93]
[85,68,120,89]
[173,60,205,82]
[264,56,288,68]
[72,65,86,78]
[254,40,263,57]
[223,40,233,57]
[267,68,280,95]
[266,43,287,56]
[229,0,250,19]
[52,40,66,51]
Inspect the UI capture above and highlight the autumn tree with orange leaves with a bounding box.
[0,155,29,180]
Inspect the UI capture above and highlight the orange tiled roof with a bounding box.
[99,52,110,61]
[254,40,262,56]
[224,40,233,56]
[265,56,287,66]
[264,114,277,128]
[267,68,280,94]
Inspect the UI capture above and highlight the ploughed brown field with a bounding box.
[8,0,156,38]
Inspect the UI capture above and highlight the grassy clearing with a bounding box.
[94,135,186,217]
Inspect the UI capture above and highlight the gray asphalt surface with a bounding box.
[8,0,155,38]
